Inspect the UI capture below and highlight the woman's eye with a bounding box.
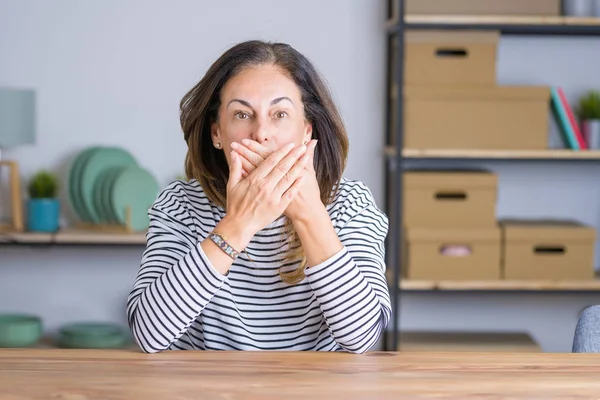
[275,111,287,119]
[235,111,250,120]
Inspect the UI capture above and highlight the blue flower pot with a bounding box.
[27,199,60,232]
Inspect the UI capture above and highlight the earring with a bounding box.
[215,142,221,149]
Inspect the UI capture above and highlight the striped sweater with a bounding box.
[126,178,391,353]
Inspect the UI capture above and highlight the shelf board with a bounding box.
[399,278,600,292]
[398,331,541,353]
[389,14,600,36]
[385,147,600,160]
[0,229,147,246]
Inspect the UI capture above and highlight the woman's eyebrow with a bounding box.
[227,99,252,109]
[226,97,294,109]
[271,97,294,107]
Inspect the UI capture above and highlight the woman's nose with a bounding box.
[251,118,273,144]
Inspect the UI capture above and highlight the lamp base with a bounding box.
[0,223,16,233]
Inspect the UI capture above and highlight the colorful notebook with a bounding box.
[550,87,580,150]
[557,87,587,149]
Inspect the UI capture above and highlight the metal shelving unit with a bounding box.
[384,0,600,352]
[384,0,405,352]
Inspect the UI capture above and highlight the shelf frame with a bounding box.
[383,0,600,352]
[384,0,407,353]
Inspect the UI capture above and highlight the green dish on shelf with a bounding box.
[79,147,137,224]
[68,147,101,223]
[0,314,43,348]
[111,165,159,231]
[103,166,127,224]
[93,166,124,224]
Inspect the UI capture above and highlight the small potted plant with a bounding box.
[27,170,60,232]
[577,90,600,149]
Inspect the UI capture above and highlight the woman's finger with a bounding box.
[281,175,305,206]
[231,142,264,168]
[241,139,272,160]
[227,150,243,190]
[239,154,256,175]
[272,151,309,198]
[262,144,307,193]
[251,142,297,181]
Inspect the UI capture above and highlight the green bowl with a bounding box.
[57,322,128,349]
[0,314,43,348]
[59,322,122,337]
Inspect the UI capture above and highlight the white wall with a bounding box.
[0,0,388,337]
[0,0,387,211]
[2,0,600,352]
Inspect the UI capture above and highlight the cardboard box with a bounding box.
[405,30,498,86]
[404,85,550,150]
[403,227,501,280]
[404,170,497,228]
[501,220,596,280]
[405,0,561,16]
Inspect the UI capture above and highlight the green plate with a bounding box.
[92,168,111,223]
[57,323,127,349]
[103,166,125,224]
[59,322,123,337]
[68,147,100,223]
[57,333,127,349]
[93,166,123,223]
[111,165,159,231]
[79,147,137,224]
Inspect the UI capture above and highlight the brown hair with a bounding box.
[179,40,348,284]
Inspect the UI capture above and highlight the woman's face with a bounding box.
[211,64,313,164]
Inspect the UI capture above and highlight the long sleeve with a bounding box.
[126,184,227,353]
[305,182,391,354]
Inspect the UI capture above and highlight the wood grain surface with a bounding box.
[1,349,600,399]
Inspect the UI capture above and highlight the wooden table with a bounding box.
[1,349,600,399]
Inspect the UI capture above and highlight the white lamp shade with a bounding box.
[0,88,36,148]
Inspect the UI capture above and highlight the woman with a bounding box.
[126,40,391,353]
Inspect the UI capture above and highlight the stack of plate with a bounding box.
[68,146,160,231]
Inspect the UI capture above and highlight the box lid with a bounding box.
[404,85,550,101]
[405,30,500,44]
[404,170,497,189]
[406,227,500,242]
[500,219,596,242]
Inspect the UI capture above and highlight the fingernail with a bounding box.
[231,142,239,149]
[242,139,251,145]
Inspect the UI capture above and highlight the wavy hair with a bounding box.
[179,40,349,284]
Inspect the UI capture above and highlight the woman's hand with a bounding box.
[219,142,309,250]
[231,139,322,224]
